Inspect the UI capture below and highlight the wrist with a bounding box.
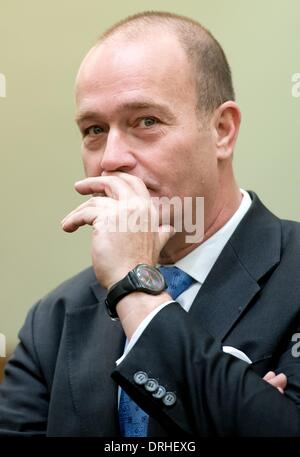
[116,291,172,339]
[105,263,167,319]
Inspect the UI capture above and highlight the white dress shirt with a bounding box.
[116,189,252,366]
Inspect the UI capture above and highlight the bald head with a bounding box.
[93,11,235,116]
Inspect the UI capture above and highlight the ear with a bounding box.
[212,101,241,160]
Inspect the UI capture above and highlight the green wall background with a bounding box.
[0,0,299,353]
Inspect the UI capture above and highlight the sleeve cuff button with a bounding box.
[152,385,166,399]
[144,378,159,392]
[162,391,177,406]
[133,371,148,385]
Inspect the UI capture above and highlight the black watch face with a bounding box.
[135,265,165,291]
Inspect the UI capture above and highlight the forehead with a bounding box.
[75,32,196,114]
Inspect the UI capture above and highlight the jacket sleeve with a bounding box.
[0,303,48,436]
[112,302,300,436]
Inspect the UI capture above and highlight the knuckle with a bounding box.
[89,196,100,206]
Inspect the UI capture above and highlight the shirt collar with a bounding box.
[172,189,252,284]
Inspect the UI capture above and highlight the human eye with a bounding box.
[84,125,104,137]
[138,117,158,128]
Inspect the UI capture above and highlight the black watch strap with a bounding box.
[105,265,166,320]
[105,273,136,319]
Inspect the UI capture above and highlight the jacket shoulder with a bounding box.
[30,266,102,337]
[17,266,102,387]
[37,265,100,312]
[280,218,300,248]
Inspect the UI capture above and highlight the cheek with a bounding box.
[165,136,215,193]
[81,149,102,177]
[167,138,200,179]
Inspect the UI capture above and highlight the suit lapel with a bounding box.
[189,242,260,340]
[66,281,125,436]
[189,192,281,341]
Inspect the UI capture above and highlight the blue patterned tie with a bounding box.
[119,266,195,437]
[159,266,196,299]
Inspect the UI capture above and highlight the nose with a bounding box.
[100,128,137,172]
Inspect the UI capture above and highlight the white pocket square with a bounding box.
[222,346,252,364]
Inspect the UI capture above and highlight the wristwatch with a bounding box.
[105,264,167,319]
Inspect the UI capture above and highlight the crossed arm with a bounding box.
[112,302,300,436]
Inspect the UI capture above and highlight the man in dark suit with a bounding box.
[0,11,299,436]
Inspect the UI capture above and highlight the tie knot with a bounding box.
[159,266,195,300]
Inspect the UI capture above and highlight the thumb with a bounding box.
[263,371,275,381]
[158,224,176,247]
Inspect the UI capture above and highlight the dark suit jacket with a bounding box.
[1,191,300,436]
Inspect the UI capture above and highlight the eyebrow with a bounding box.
[75,100,175,124]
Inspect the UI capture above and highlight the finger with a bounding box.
[103,171,150,199]
[275,373,287,389]
[158,224,176,248]
[263,371,275,381]
[62,207,102,232]
[74,176,136,200]
[277,387,284,394]
[266,373,287,390]
[92,192,106,197]
[61,196,114,226]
